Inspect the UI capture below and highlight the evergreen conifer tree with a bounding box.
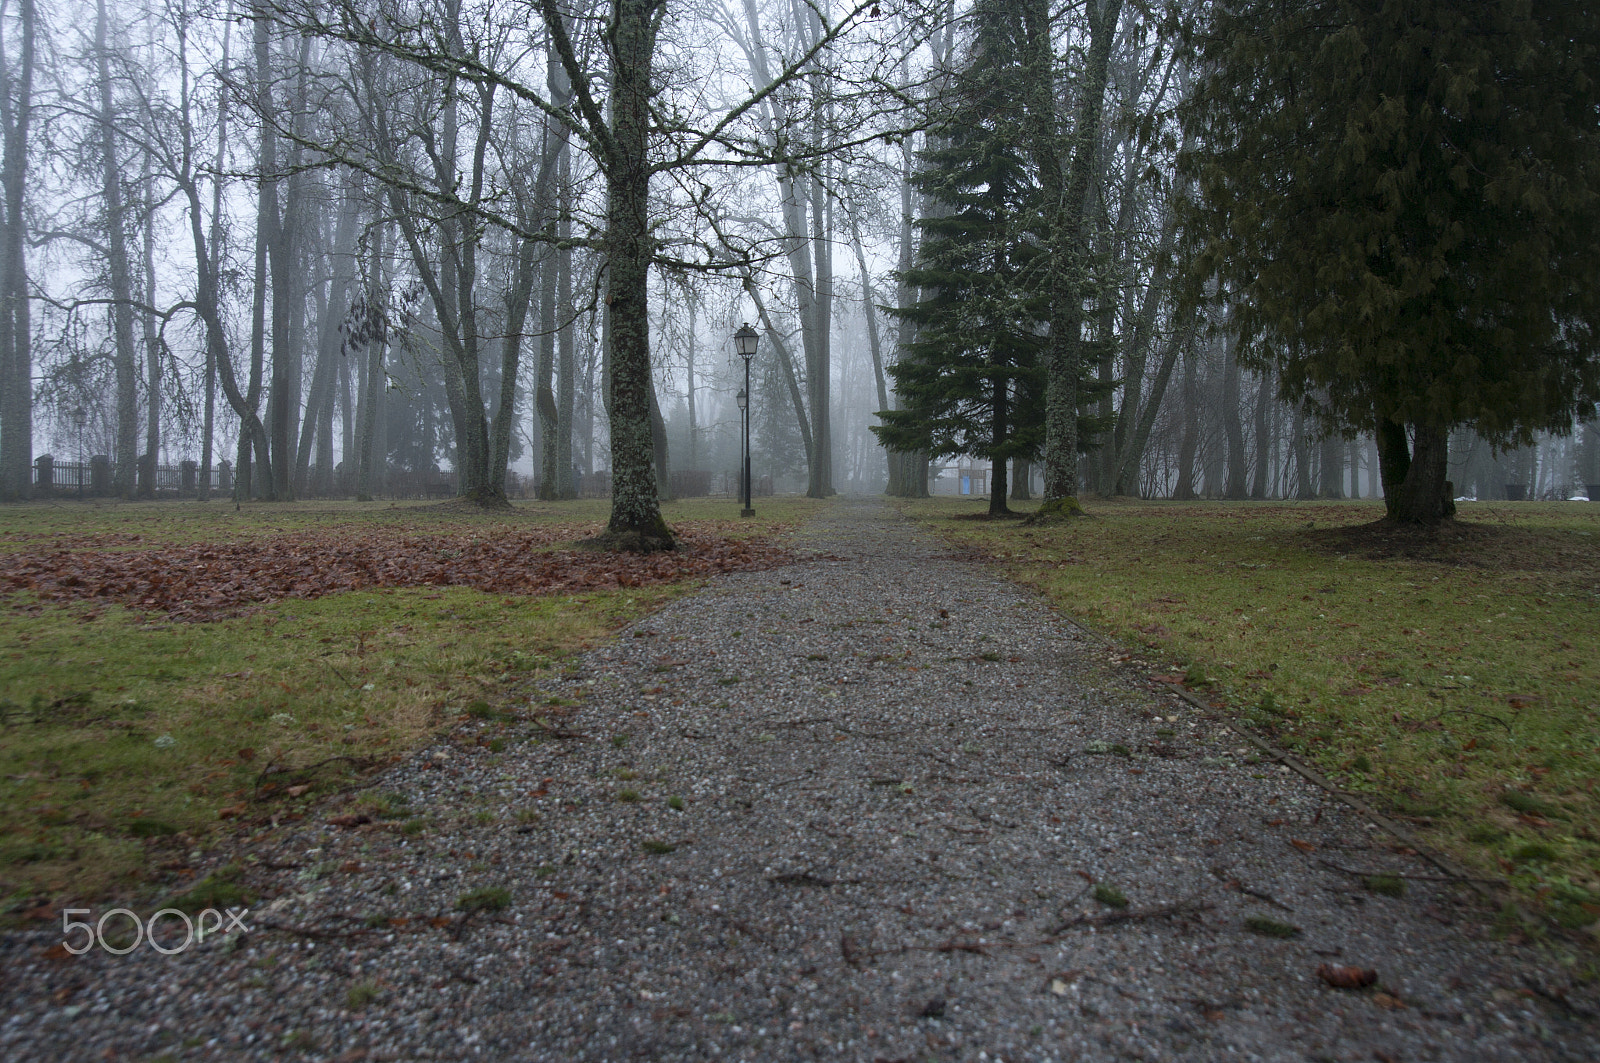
[875,1,1046,516]
[1181,1,1600,524]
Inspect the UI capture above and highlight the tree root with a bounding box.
[1023,497,1089,525]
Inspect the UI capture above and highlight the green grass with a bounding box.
[901,495,1600,924]
[0,495,820,912]
[455,886,511,912]
[1244,915,1301,938]
[1092,883,1128,909]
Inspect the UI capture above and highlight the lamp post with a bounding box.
[733,323,758,516]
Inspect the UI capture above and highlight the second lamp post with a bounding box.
[734,323,758,517]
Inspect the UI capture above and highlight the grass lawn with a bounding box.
[0,495,818,912]
[900,495,1600,932]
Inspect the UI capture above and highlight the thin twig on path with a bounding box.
[1048,896,1211,935]
[1316,859,1505,885]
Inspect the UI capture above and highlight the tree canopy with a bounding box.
[1180,0,1600,523]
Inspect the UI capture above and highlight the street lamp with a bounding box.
[733,323,758,517]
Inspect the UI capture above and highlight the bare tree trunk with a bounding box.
[683,291,698,469]
[198,4,231,501]
[1318,433,1344,498]
[1114,320,1187,496]
[885,142,927,497]
[1023,0,1122,511]
[1248,371,1272,498]
[355,220,386,500]
[555,135,576,497]
[847,209,890,481]
[1222,332,1248,499]
[0,0,34,501]
[99,0,140,496]
[140,90,160,499]
[728,257,815,465]
[295,187,359,496]
[1291,401,1314,500]
[597,0,673,547]
[1172,345,1200,500]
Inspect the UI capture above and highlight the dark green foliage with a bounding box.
[1181,1,1600,523]
[876,1,1045,516]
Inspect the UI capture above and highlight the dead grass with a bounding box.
[901,495,1600,931]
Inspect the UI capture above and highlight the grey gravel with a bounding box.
[3,497,1596,1062]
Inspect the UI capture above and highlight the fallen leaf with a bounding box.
[327,813,371,828]
[1371,991,1406,1010]
[1289,838,1316,853]
[237,748,256,762]
[285,784,311,798]
[1317,964,1378,989]
[217,804,246,820]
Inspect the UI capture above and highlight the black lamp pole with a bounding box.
[734,323,758,517]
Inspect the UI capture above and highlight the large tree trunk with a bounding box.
[1318,433,1345,498]
[848,210,891,487]
[1023,0,1122,512]
[99,0,139,497]
[1249,371,1272,498]
[555,139,576,498]
[1172,345,1199,499]
[140,114,160,499]
[1378,420,1455,524]
[0,0,34,502]
[988,369,1010,517]
[1221,333,1248,499]
[198,7,231,502]
[600,0,673,548]
[1291,401,1315,500]
[355,221,387,500]
[885,142,928,498]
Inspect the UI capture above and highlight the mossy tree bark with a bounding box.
[598,0,673,550]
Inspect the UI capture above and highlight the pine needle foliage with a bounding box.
[1180,1,1600,524]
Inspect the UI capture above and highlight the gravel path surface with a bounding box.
[3,497,1595,1062]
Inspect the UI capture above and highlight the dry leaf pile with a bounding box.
[0,528,791,620]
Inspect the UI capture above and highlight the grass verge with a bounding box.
[900,495,1600,934]
[0,495,819,913]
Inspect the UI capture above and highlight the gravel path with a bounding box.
[3,497,1595,1062]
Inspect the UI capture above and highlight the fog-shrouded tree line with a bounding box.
[0,0,1595,537]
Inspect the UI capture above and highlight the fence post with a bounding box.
[89,456,111,497]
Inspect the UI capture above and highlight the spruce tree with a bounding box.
[875,1,1046,517]
[1181,1,1600,524]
